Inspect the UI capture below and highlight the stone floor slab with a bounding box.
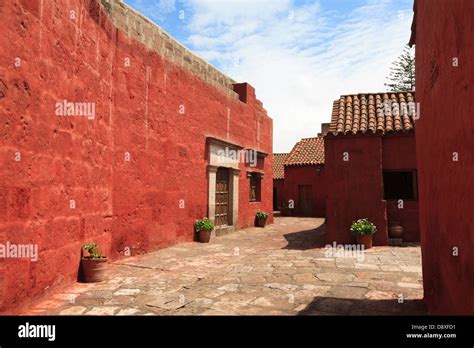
[20,217,425,316]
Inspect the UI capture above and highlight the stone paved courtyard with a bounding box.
[21,217,425,315]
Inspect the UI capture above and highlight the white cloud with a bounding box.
[183,0,413,152]
[187,0,292,31]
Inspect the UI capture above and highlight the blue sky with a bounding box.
[124,0,414,152]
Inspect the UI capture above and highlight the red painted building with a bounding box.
[324,92,420,246]
[0,0,273,312]
[409,0,474,314]
[281,137,326,217]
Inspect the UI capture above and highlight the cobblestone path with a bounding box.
[22,217,425,315]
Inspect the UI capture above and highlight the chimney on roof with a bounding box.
[321,123,331,136]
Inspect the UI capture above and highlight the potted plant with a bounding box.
[255,210,269,227]
[81,242,108,283]
[194,217,214,243]
[350,218,377,249]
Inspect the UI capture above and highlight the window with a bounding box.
[249,173,261,202]
[383,171,416,200]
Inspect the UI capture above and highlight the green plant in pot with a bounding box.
[350,218,377,249]
[255,210,269,227]
[81,242,108,283]
[195,218,214,243]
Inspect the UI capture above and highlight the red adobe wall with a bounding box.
[386,200,419,242]
[382,134,417,170]
[413,0,474,314]
[283,165,326,217]
[382,134,420,242]
[324,134,388,245]
[0,0,272,313]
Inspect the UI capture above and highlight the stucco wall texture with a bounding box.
[0,0,273,312]
[324,135,388,246]
[324,133,419,246]
[413,0,474,314]
[283,165,326,217]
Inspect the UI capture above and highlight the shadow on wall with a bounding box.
[282,223,326,250]
[297,296,426,315]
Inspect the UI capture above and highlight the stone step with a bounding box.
[213,225,235,237]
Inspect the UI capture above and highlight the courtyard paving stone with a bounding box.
[20,217,425,315]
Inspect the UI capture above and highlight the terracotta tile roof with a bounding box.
[329,92,416,135]
[273,153,289,179]
[284,137,324,166]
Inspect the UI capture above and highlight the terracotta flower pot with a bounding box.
[256,217,267,227]
[356,235,373,249]
[388,224,404,238]
[81,257,108,283]
[198,229,212,243]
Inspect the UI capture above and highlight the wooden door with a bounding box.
[298,185,313,216]
[273,187,277,211]
[215,168,230,226]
